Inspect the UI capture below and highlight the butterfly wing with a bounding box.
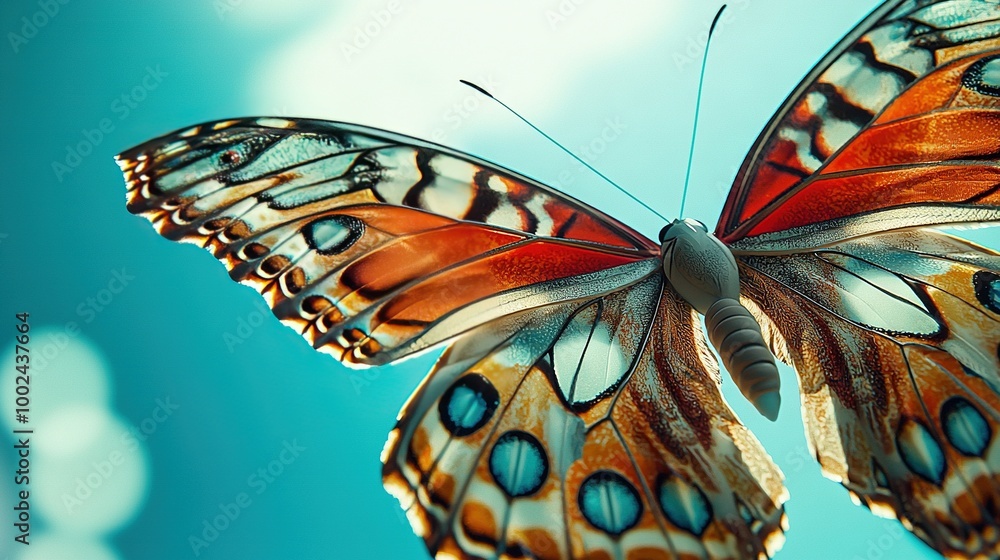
[715,1,1000,557]
[717,0,1000,250]
[739,231,1000,557]
[383,275,787,559]
[118,118,788,558]
[117,117,658,366]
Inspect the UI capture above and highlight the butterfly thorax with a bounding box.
[659,218,782,420]
[658,218,739,313]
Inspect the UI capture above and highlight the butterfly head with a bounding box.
[658,218,708,243]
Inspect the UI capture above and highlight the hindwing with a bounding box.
[383,276,788,559]
[738,230,1000,558]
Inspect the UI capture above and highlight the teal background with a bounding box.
[2,1,994,558]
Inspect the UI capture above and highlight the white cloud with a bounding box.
[252,0,680,139]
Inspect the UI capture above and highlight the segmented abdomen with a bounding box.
[705,297,781,420]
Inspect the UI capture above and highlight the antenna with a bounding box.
[460,79,670,224]
[678,4,727,219]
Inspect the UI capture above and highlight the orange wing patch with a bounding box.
[719,4,1000,245]
[733,49,1000,244]
[117,117,661,368]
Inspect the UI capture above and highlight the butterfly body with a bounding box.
[660,218,782,420]
[118,1,1000,558]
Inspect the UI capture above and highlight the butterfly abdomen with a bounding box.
[660,218,781,420]
[705,297,781,420]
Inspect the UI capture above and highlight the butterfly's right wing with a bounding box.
[712,2,1000,556]
[716,0,1000,249]
[383,274,789,559]
[738,230,1000,558]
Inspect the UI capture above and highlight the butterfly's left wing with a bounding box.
[118,117,657,366]
[716,1,1000,557]
[118,118,788,559]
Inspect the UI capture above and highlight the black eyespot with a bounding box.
[973,271,1000,314]
[962,55,1000,97]
[488,431,548,498]
[219,150,240,165]
[941,397,991,458]
[438,374,499,437]
[303,215,365,255]
[578,471,642,535]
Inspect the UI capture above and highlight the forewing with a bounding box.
[739,229,1000,558]
[383,276,788,560]
[718,0,1000,250]
[116,117,658,366]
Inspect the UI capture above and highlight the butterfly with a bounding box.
[116,0,1000,558]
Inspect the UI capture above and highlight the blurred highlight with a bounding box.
[0,329,149,560]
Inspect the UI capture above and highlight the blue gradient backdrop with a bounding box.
[2,1,993,559]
